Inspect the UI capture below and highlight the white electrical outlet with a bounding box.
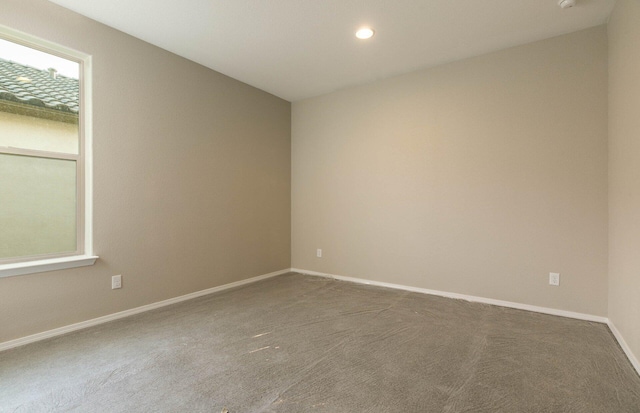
[112,275,122,289]
[316,249,322,258]
[549,272,560,286]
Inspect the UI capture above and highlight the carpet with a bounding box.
[1,273,639,412]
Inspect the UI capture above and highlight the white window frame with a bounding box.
[0,25,97,278]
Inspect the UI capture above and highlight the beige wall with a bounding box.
[608,0,640,366]
[292,27,608,316]
[0,0,291,342]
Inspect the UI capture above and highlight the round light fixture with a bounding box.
[355,27,375,40]
[558,0,576,8]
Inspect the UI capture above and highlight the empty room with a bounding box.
[1,0,639,411]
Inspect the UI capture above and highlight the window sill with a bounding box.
[0,255,98,278]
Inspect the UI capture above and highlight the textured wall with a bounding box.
[608,0,640,367]
[292,27,608,316]
[0,0,291,342]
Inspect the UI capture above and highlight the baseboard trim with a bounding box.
[0,268,291,352]
[607,321,640,376]
[292,267,640,376]
[291,268,608,323]
[4,267,638,378]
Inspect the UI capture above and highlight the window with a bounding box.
[0,27,95,277]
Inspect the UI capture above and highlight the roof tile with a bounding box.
[0,58,79,114]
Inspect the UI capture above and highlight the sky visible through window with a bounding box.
[0,38,79,79]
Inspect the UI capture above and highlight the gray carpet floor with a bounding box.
[1,272,639,412]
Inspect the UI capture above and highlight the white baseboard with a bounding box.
[607,321,640,376]
[0,268,291,352]
[291,268,608,323]
[292,268,640,376]
[4,267,638,378]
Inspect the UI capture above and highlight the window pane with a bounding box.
[0,153,77,259]
[0,38,79,154]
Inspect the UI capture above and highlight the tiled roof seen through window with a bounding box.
[0,58,79,114]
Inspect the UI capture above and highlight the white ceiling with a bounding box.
[48,0,615,102]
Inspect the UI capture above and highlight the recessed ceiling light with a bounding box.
[558,0,576,8]
[355,27,375,40]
